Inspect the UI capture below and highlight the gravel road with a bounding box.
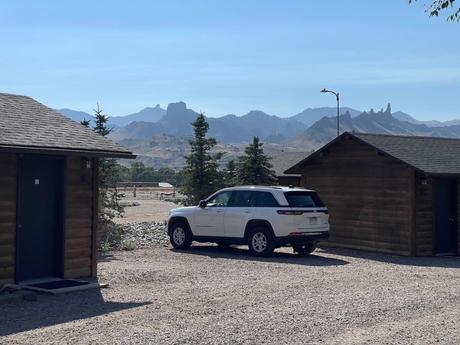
[1,245,460,345]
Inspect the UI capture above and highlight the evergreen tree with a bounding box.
[223,159,238,187]
[90,105,124,225]
[182,113,223,204]
[80,118,91,128]
[237,136,277,185]
[93,104,112,136]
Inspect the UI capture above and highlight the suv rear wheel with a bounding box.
[293,243,316,256]
[169,222,192,250]
[248,227,274,257]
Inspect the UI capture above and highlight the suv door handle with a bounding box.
[216,210,224,213]
[243,209,251,214]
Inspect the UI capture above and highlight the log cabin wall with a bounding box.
[0,153,16,284]
[299,138,413,255]
[64,156,94,278]
[414,175,433,256]
[458,181,460,254]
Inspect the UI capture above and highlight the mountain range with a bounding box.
[56,102,460,169]
[287,104,460,149]
[57,102,367,144]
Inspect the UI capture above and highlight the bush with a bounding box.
[99,220,125,251]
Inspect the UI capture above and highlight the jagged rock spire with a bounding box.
[385,103,391,115]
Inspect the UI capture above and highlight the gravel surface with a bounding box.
[119,222,169,248]
[1,246,460,345]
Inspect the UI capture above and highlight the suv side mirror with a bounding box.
[198,200,207,208]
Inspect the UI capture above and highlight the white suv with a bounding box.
[168,186,329,256]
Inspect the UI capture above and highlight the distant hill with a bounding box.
[287,104,460,149]
[292,107,362,126]
[110,102,308,143]
[207,110,307,143]
[56,108,92,123]
[393,110,460,127]
[109,105,166,126]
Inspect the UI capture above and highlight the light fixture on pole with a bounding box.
[320,88,340,137]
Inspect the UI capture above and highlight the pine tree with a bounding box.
[182,113,223,204]
[80,118,91,128]
[86,105,125,249]
[223,159,238,187]
[93,104,112,137]
[237,136,277,185]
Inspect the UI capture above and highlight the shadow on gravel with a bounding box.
[0,288,150,337]
[172,245,349,266]
[320,246,460,268]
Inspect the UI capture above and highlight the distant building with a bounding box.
[0,93,134,287]
[286,132,460,256]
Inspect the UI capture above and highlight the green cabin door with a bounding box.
[16,155,64,282]
[433,177,458,256]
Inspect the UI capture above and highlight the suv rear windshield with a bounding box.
[284,191,325,208]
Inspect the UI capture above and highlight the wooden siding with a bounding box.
[415,175,433,256]
[300,138,412,255]
[458,181,460,254]
[0,153,16,284]
[64,156,94,278]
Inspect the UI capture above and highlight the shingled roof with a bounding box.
[0,93,134,158]
[270,151,310,176]
[285,132,460,175]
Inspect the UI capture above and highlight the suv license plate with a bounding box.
[309,217,318,225]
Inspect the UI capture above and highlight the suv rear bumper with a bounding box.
[274,231,329,246]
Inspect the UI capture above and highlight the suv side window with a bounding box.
[284,191,325,207]
[207,191,232,207]
[228,191,252,207]
[253,191,279,207]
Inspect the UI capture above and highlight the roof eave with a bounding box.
[0,144,136,159]
[284,132,351,174]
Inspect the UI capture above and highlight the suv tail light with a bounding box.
[277,210,303,215]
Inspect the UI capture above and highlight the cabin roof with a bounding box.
[285,132,460,175]
[270,151,310,176]
[0,92,134,158]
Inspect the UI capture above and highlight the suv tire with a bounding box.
[293,243,316,256]
[248,227,274,257]
[169,222,192,250]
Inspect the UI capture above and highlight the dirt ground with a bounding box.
[1,245,460,345]
[117,191,179,224]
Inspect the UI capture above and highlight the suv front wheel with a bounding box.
[248,227,274,257]
[169,222,192,250]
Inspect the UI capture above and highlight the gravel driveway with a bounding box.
[1,245,460,345]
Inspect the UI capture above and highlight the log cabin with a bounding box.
[0,93,134,287]
[285,132,460,256]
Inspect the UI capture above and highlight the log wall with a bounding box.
[0,153,16,284]
[300,137,412,255]
[457,181,460,254]
[414,175,433,255]
[64,156,94,278]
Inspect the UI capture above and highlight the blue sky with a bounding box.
[0,0,459,120]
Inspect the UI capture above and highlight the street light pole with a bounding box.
[320,88,340,137]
